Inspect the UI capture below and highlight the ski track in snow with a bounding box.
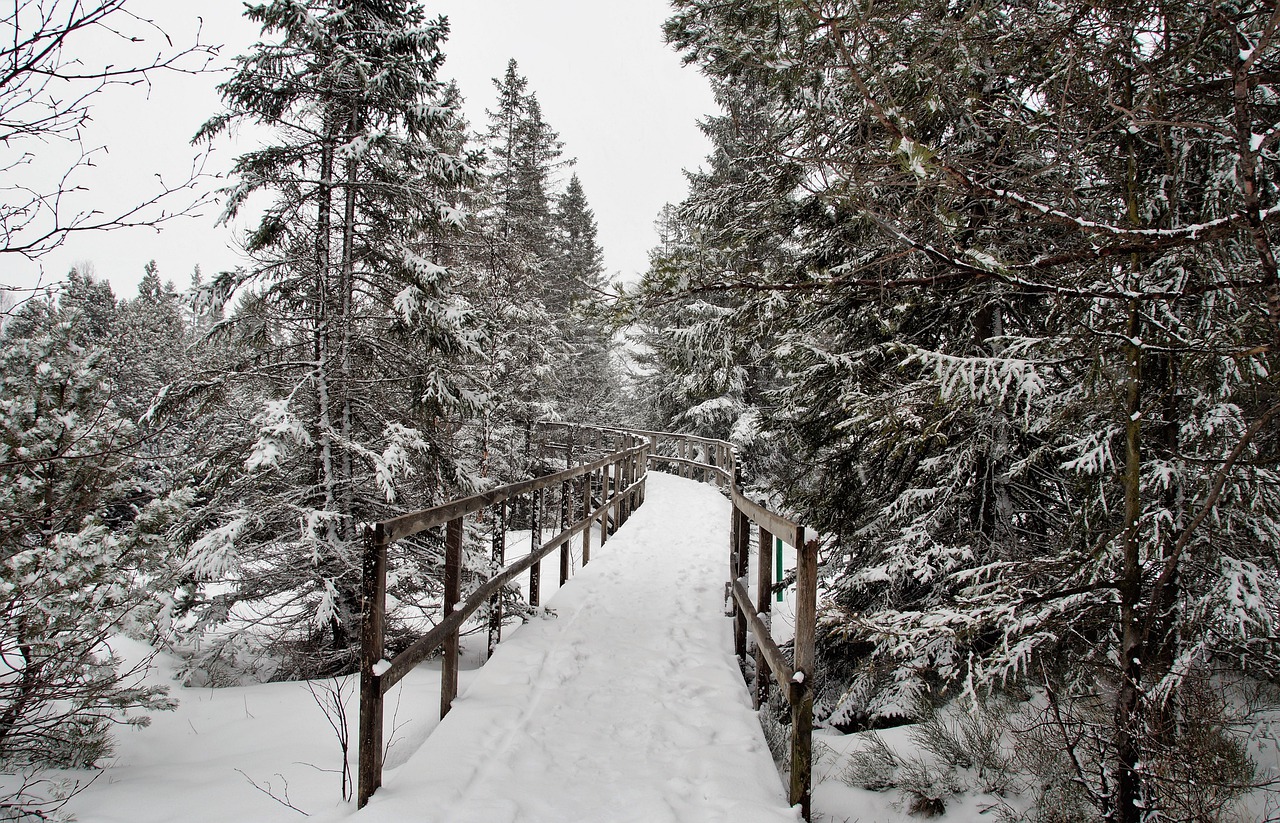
[333,471,799,823]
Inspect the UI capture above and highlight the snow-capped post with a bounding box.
[789,533,818,820]
[441,516,463,718]
[754,524,774,710]
[358,522,389,808]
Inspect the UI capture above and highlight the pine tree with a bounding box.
[0,277,182,769]
[186,0,482,678]
[661,2,1280,818]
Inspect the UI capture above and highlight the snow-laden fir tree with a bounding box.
[0,274,187,769]
[659,1,1280,819]
[185,0,483,679]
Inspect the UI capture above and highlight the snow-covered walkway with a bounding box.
[341,471,799,823]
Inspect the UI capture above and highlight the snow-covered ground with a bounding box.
[61,469,1181,823]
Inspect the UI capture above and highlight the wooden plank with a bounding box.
[441,516,462,718]
[357,524,388,808]
[793,535,817,682]
[731,505,748,661]
[755,525,774,709]
[560,479,571,586]
[731,580,793,686]
[381,445,647,543]
[790,535,818,820]
[530,489,541,608]
[732,486,800,542]
[581,475,592,566]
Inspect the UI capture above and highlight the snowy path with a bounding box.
[339,471,799,823]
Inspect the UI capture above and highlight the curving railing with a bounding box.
[355,422,818,820]
[356,425,649,806]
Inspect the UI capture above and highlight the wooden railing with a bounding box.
[355,422,817,820]
[640,429,818,821]
[357,425,650,807]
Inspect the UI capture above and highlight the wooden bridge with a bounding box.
[354,423,819,821]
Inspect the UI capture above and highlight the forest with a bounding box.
[3,1,1280,822]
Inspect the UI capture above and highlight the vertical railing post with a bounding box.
[730,503,748,662]
[529,490,541,608]
[358,524,388,808]
[754,524,774,709]
[441,516,462,719]
[638,445,649,507]
[488,500,506,659]
[559,479,571,587]
[789,532,817,820]
[581,474,592,566]
[613,458,624,528]
[598,467,609,545]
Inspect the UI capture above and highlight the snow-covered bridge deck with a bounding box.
[342,472,798,823]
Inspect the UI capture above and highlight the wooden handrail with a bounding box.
[639,429,818,821]
[355,422,817,820]
[358,428,649,807]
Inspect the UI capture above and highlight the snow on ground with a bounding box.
[332,471,798,823]
[61,472,800,823]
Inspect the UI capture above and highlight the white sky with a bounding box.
[5,0,715,299]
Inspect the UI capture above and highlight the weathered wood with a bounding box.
[732,505,749,661]
[732,486,800,544]
[380,445,646,543]
[731,580,793,686]
[790,535,818,819]
[560,479,571,586]
[441,516,462,718]
[488,501,506,659]
[612,459,624,528]
[529,489,541,608]
[357,524,388,808]
[790,681,814,819]
[755,525,774,709]
[581,475,592,566]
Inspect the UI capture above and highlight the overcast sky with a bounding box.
[6,0,715,299]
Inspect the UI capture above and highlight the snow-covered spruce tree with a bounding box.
[666,2,1280,819]
[0,282,182,770]
[186,0,483,680]
[627,79,799,454]
[548,173,623,424]
[469,60,575,478]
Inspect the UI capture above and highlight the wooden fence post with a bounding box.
[731,504,748,662]
[613,459,624,528]
[358,524,388,808]
[598,467,609,545]
[441,516,462,719]
[789,534,818,820]
[559,479,571,586]
[529,490,541,608]
[754,524,774,710]
[581,475,592,566]
[488,500,506,659]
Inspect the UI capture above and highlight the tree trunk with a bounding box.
[1112,301,1145,823]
